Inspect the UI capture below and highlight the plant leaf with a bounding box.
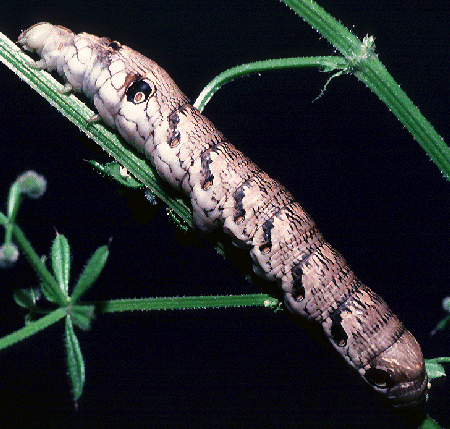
[39,279,59,304]
[0,308,66,350]
[64,316,85,402]
[13,288,40,309]
[88,160,143,188]
[7,182,22,221]
[51,233,70,298]
[71,244,109,302]
[0,211,8,225]
[430,314,450,336]
[425,361,447,380]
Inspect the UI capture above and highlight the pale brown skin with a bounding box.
[18,22,428,408]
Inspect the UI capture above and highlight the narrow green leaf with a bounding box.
[88,160,143,188]
[51,234,70,297]
[64,316,85,402]
[71,245,109,302]
[166,208,190,232]
[91,294,279,312]
[0,308,66,350]
[70,305,96,330]
[0,211,8,225]
[430,314,450,335]
[39,279,59,304]
[7,182,22,221]
[13,288,40,309]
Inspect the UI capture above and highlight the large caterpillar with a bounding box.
[18,22,428,409]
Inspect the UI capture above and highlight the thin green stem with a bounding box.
[427,356,450,364]
[0,308,66,350]
[194,56,348,111]
[90,294,279,312]
[280,0,449,179]
[11,224,68,305]
[353,57,449,178]
[281,0,362,57]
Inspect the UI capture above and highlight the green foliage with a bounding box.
[88,160,144,189]
[166,208,191,232]
[425,357,450,380]
[431,315,450,335]
[0,172,279,403]
[52,234,71,301]
[65,316,85,402]
[71,244,109,303]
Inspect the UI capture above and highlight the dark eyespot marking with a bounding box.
[108,41,121,51]
[199,148,214,190]
[291,263,305,301]
[202,179,213,191]
[169,132,181,148]
[126,79,155,104]
[233,186,246,224]
[330,321,348,347]
[365,367,393,389]
[258,219,273,254]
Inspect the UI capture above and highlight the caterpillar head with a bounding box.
[18,23,74,70]
[361,330,428,408]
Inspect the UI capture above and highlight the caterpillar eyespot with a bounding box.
[365,367,394,389]
[234,215,245,225]
[18,22,428,409]
[202,179,214,191]
[126,79,155,104]
[331,322,348,347]
[259,244,271,254]
[169,136,180,148]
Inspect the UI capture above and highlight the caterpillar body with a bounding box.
[18,23,428,408]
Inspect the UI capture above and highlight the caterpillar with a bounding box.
[18,22,428,409]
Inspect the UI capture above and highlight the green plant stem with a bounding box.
[90,294,277,312]
[353,58,448,177]
[0,308,66,350]
[426,356,450,365]
[281,0,362,57]
[194,56,348,111]
[280,0,449,179]
[11,224,67,305]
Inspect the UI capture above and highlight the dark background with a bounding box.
[1,1,449,427]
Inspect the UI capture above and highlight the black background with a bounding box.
[1,1,449,428]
